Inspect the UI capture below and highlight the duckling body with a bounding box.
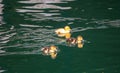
[77,36,83,44]
[55,28,70,34]
[66,38,77,45]
[66,36,84,48]
[41,45,59,59]
[55,26,71,37]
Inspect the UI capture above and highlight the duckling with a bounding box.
[55,26,71,37]
[49,45,57,53]
[49,45,58,59]
[77,36,84,44]
[40,45,59,59]
[66,36,84,48]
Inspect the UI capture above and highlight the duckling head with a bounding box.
[64,26,71,31]
[50,45,57,51]
[77,36,83,43]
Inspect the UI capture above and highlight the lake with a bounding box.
[0,0,120,73]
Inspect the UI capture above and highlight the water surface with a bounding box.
[0,0,120,73]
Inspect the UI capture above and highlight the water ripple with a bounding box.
[0,69,5,73]
[0,25,64,56]
[0,0,4,25]
[16,0,73,18]
[0,1,3,15]
[1,0,120,57]
[72,26,108,32]
[22,4,71,10]
[18,0,74,4]
[0,27,16,44]
[87,19,120,28]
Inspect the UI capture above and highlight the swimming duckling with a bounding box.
[55,26,71,37]
[41,45,59,59]
[49,45,58,53]
[66,36,84,48]
[77,36,84,44]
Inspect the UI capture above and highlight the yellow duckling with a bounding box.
[77,36,84,48]
[41,45,59,59]
[49,45,57,53]
[77,36,83,44]
[66,35,84,48]
[55,26,71,37]
[49,45,58,59]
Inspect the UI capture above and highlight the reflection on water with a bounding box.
[0,0,5,53]
[0,0,3,15]
[0,0,78,56]
[0,67,5,73]
[0,0,4,25]
[17,0,72,17]
[88,19,120,27]
[16,0,75,24]
[0,0,120,56]
[0,24,66,56]
[0,26,16,53]
[21,4,71,10]
[18,0,74,4]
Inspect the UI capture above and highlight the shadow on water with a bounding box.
[0,0,120,73]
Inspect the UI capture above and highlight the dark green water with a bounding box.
[0,0,120,73]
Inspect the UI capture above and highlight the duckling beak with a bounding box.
[50,45,57,50]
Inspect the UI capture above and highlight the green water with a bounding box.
[0,0,120,73]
